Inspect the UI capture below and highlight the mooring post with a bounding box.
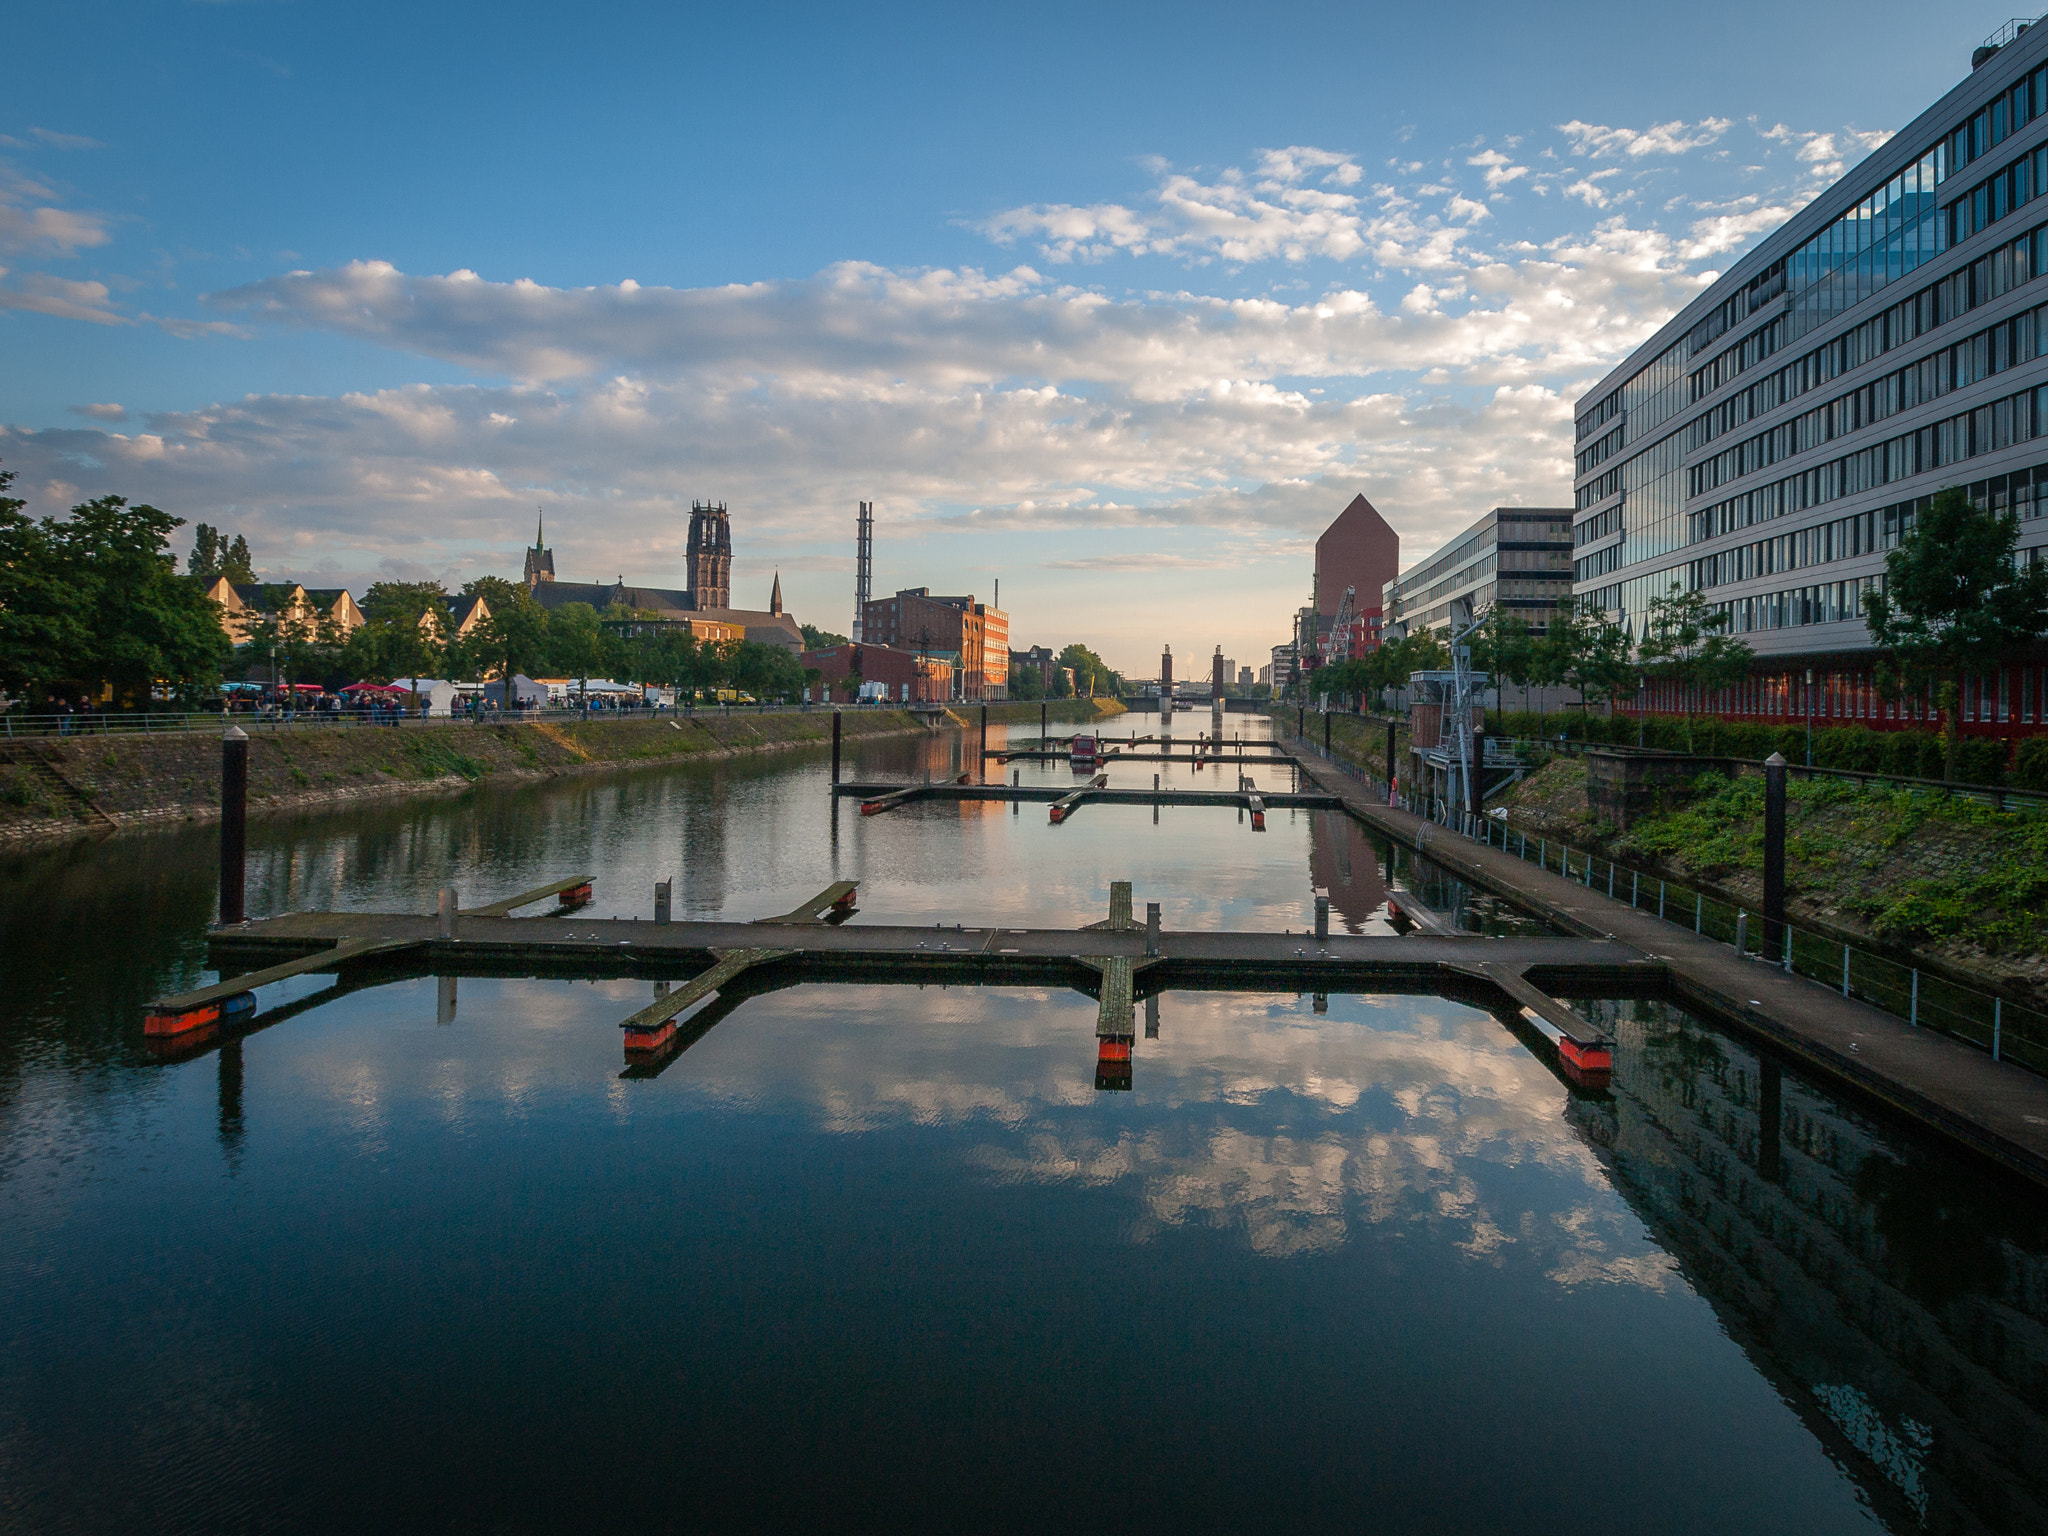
[831,710,842,784]
[655,879,671,925]
[219,724,248,926]
[438,886,458,940]
[1040,702,1047,742]
[1145,901,1160,957]
[1468,725,1484,822]
[1762,751,1787,956]
[979,704,988,777]
[1323,711,1332,755]
[1314,895,1329,941]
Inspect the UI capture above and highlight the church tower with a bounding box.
[687,500,732,611]
[523,509,555,587]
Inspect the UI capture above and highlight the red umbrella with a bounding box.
[341,682,407,694]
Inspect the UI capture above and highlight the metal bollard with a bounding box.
[1014,769,1021,787]
[1146,902,1161,958]
[438,886,458,940]
[655,879,671,925]
[1315,895,1329,941]
[1735,910,1747,955]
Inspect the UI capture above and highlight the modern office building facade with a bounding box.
[1383,507,1573,640]
[1574,20,2048,736]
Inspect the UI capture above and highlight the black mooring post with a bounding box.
[1040,701,1047,742]
[1762,751,1787,954]
[219,724,248,925]
[1469,726,1485,821]
[979,703,988,778]
[1323,710,1332,754]
[831,709,842,784]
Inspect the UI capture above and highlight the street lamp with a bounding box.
[1805,668,1815,767]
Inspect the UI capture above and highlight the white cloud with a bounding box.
[0,165,112,257]
[0,267,123,323]
[68,401,127,421]
[0,117,1885,667]
[1559,118,1734,159]
[1757,122,1895,183]
[1467,149,1529,190]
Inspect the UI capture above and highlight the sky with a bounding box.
[0,0,2021,673]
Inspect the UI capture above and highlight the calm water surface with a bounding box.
[3,710,2045,1533]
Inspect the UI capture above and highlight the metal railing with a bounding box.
[1290,732,2048,1077]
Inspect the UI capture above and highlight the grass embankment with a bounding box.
[0,699,1131,847]
[1495,757,2048,1004]
[945,698,1128,728]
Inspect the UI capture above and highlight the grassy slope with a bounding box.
[1495,757,2048,1002]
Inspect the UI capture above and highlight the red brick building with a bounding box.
[802,642,953,704]
[859,588,1009,699]
[1311,494,1401,670]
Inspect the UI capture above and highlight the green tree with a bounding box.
[1008,660,1045,700]
[360,580,450,630]
[800,623,848,650]
[462,577,550,691]
[188,523,224,584]
[547,601,613,708]
[1865,486,2048,779]
[1636,583,1751,749]
[1471,610,1538,713]
[0,465,89,704]
[43,496,230,705]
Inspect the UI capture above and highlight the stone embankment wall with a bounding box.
[0,698,1128,848]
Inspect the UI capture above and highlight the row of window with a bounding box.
[1688,210,2041,416]
[1944,140,2048,248]
[1576,422,1625,477]
[1593,462,2048,632]
[1949,60,2048,177]
[1694,380,2038,519]
[1690,506,1886,591]
[1716,575,1881,633]
[1405,553,1496,609]
[1690,300,2047,496]
[1575,542,1626,583]
[1574,504,1623,546]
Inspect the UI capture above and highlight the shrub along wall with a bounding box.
[1485,708,2048,789]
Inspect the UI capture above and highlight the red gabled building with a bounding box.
[1309,494,1401,671]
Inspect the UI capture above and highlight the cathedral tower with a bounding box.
[687,500,732,611]
[523,509,555,587]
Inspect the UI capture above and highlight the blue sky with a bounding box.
[0,0,2019,670]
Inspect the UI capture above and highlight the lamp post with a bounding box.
[1805,667,1815,767]
[1637,674,1646,749]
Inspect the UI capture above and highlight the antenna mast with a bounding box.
[852,501,874,642]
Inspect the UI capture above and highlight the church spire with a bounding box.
[770,571,782,615]
[535,507,543,547]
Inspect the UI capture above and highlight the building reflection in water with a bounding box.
[1307,809,1388,933]
[1570,997,2048,1531]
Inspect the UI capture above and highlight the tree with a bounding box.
[546,602,613,709]
[42,496,230,705]
[1008,660,1045,700]
[1471,610,1538,713]
[800,623,848,650]
[1636,583,1751,749]
[1865,486,2048,779]
[1368,629,1448,700]
[0,465,88,704]
[189,523,224,584]
[462,577,549,689]
[360,580,450,630]
[1057,643,1123,697]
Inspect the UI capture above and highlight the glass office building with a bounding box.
[1573,19,2048,734]
[1384,507,1574,640]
